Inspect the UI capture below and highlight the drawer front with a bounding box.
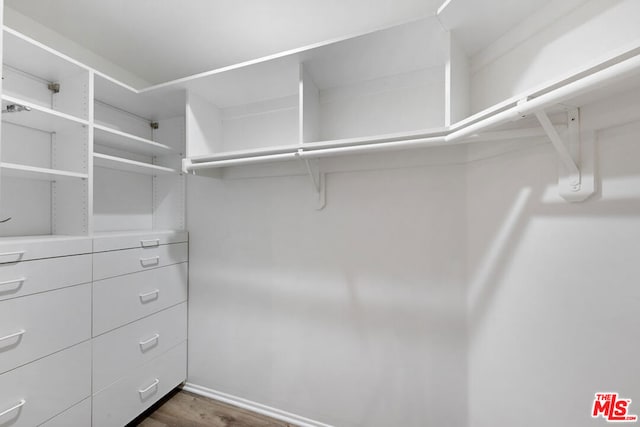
[0,341,91,427]
[93,242,188,281]
[93,263,188,336]
[0,284,91,375]
[93,230,188,252]
[92,341,187,427]
[0,237,92,263]
[40,398,91,427]
[0,254,92,302]
[93,303,188,393]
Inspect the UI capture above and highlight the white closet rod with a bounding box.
[184,49,640,171]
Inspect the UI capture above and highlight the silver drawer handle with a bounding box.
[0,399,25,418]
[0,251,25,262]
[140,256,160,267]
[138,379,159,394]
[139,289,159,301]
[0,329,25,343]
[0,277,25,288]
[141,239,160,248]
[139,333,160,346]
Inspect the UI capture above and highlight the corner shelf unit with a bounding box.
[159,16,460,162]
[169,15,640,205]
[0,27,186,238]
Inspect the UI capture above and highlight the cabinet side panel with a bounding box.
[300,64,320,143]
[186,91,222,158]
[446,32,470,126]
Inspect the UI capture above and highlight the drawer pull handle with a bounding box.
[140,256,160,267]
[139,289,160,301]
[139,333,160,347]
[0,329,25,343]
[0,251,25,262]
[138,379,159,394]
[0,399,25,418]
[141,239,160,248]
[0,277,25,288]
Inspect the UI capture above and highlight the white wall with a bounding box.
[4,7,150,88]
[186,154,468,427]
[467,117,640,426]
[470,0,640,112]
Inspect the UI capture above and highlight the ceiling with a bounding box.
[5,0,441,85]
[5,0,562,87]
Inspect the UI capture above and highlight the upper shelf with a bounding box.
[1,95,88,132]
[94,124,177,156]
[94,73,185,121]
[147,17,447,108]
[183,37,640,171]
[3,27,89,82]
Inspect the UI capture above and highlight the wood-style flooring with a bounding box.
[129,389,295,427]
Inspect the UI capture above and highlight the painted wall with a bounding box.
[4,7,150,88]
[470,0,640,112]
[186,153,468,427]
[466,110,640,426]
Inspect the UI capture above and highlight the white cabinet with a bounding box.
[91,231,188,425]
[183,16,466,167]
[92,342,187,427]
[0,23,189,427]
[0,283,91,375]
[92,241,188,280]
[0,341,91,427]
[92,303,187,393]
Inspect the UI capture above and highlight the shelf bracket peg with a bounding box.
[535,108,595,202]
[301,154,326,210]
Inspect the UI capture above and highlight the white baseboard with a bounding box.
[181,382,335,427]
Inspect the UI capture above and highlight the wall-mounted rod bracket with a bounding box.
[535,108,595,202]
[150,122,159,130]
[299,153,326,210]
[47,82,60,94]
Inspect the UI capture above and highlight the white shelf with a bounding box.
[94,73,185,121]
[151,17,445,108]
[0,162,88,181]
[93,153,179,176]
[94,124,176,156]
[1,95,88,132]
[3,27,88,82]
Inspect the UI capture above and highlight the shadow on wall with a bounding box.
[467,132,640,342]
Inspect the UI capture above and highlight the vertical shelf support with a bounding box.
[535,108,595,202]
[301,156,326,210]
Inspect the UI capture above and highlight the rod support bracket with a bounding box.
[47,82,60,94]
[535,108,595,202]
[299,152,326,210]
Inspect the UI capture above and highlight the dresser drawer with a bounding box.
[0,254,91,303]
[0,341,91,427]
[0,236,92,263]
[93,242,188,280]
[40,398,91,427]
[93,303,187,393]
[0,284,91,375]
[93,230,188,252]
[92,341,187,427]
[93,263,188,336]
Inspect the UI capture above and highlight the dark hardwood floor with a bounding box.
[130,389,294,427]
